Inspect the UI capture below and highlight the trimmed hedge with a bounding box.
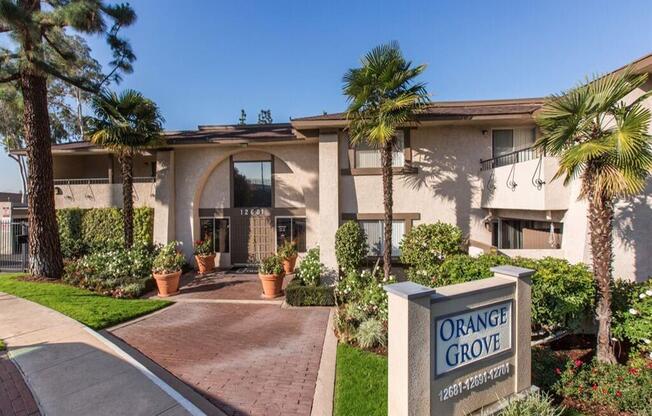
[57,207,154,258]
[285,278,335,306]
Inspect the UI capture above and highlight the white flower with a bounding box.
[643,339,651,345]
[646,290,652,296]
[640,293,647,299]
[629,308,639,315]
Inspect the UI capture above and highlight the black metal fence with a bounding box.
[480,146,545,171]
[0,222,28,272]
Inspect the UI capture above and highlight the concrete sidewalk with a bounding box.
[0,292,205,416]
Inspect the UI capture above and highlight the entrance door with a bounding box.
[231,213,275,264]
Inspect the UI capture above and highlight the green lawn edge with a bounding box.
[0,273,171,330]
[334,343,388,416]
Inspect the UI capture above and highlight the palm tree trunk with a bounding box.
[381,141,393,280]
[20,70,63,279]
[119,152,134,248]
[588,181,617,363]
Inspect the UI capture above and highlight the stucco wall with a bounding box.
[54,182,156,209]
[173,142,319,260]
[339,125,496,246]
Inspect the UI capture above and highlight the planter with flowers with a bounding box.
[152,241,186,297]
[258,254,285,299]
[194,239,215,274]
[278,240,298,274]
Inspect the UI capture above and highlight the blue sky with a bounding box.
[1,0,651,192]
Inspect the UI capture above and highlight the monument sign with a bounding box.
[384,265,534,416]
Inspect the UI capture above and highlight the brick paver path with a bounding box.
[167,272,293,301]
[112,303,330,416]
[0,354,39,416]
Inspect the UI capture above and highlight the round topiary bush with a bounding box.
[399,222,464,284]
[335,221,367,275]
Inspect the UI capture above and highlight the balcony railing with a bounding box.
[53,176,155,185]
[480,146,545,171]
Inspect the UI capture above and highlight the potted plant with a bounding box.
[258,254,285,299]
[278,240,298,274]
[152,241,186,297]
[194,239,215,274]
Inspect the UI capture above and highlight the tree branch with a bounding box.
[42,32,75,62]
[34,58,99,94]
[0,73,20,83]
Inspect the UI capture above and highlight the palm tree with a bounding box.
[87,90,164,248]
[343,42,429,280]
[536,71,652,363]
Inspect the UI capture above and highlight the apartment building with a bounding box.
[15,53,652,281]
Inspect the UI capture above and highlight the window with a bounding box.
[355,131,405,168]
[276,217,306,252]
[233,161,272,207]
[492,130,514,158]
[360,220,405,257]
[492,128,536,158]
[199,218,230,253]
[491,219,562,250]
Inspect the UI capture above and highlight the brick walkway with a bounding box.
[0,354,39,416]
[111,302,330,416]
[155,272,293,301]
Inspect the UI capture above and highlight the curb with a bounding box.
[311,307,337,416]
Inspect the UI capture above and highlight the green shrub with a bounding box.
[498,392,565,416]
[57,207,154,258]
[400,222,464,284]
[57,208,85,258]
[285,278,335,306]
[356,318,386,349]
[193,239,213,256]
[334,268,396,350]
[335,221,367,275]
[133,208,154,247]
[296,247,323,286]
[555,357,652,414]
[152,241,186,274]
[613,279,652,355]
[63,245,155,298]
[532,347,571,392]
[258,254,283,275]
[412,254,595,334]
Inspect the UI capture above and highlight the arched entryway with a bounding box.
[196,149,307,266]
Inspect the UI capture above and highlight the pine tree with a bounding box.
[0,0,136,279]
[238,109,247,125]
[257,109,273,124]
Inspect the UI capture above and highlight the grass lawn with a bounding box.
[334,343,387,416]
[0,273,171,330]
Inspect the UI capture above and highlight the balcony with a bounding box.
[53,177,156,209]
[479,146,570,211]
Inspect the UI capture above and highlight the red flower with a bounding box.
[555,368,562,375]
[629,368,639,376]
[616,391,622,398]
[574,359,583,368]
[592,384,598,391]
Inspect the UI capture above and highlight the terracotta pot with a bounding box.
[195,254,216,274]
[282,254,298,274]
[153,271,181,297]
[259,272,285,299]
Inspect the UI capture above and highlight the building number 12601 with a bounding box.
[438,363,510,402]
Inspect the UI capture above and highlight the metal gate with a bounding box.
[0,222,28,272]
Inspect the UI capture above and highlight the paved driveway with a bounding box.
[111,302,330,416]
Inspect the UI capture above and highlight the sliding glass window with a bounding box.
[360,220,405,257]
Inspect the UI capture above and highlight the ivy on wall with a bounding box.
[57,207,154,258]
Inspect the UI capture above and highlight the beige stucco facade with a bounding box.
[41,56,652,281]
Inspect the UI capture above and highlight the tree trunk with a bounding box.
[75,87,84,140]
[20,71,63,279]
[587,180,617,363]
[381,141,393,280]
[119,153,134,248]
